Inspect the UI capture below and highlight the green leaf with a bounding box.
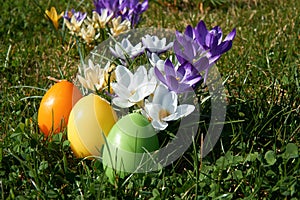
[265,169,276,178]
[283,143,299,160]
[282,75,289,84]
[214,193,233,200]
[46,190,59,198]
[63,140,70,149]
[152,188,160,197]
[38,160,49,171]
[52,132,63,143]
[264,150,277,165]
[245,152,259,162]
[233,170,243,180]
[0,146,2,163]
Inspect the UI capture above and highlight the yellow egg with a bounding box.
[67,94,118,158]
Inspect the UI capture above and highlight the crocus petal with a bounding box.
[144,103,161,121]
[112,97,135,108]
[183,75,202,87]
[203,64,214,83]
[129,81,156,102]
[224,28,236,41]
[152,85,177,113]
[148,67,157,83]
[149,53,160,65]
[173,40,186,64]
[211,41,232,57]
[142,35,156,49]
[207,55,220,64]
[132,65,147,86]
[111,82,131,98]
[149,53,165,72]
[85,68,97,84]
[166,75,179,91]
[142,35,173,54]
[193,56,210,72]
[163,104,195,121]
[77,75,89,89]
[161,90,177,114]
[109,46,120,59]
[154,67,168,86]
[140,0,149,13]
[152,84,169,104]
[77,59,109,92]
[184,25,194,39]
[211,26,223,44]
[176,83,193,93]
[195,20,209,47]
[144,102,169,131]
[110,37,144,59]
[164,59,176,77]
[115,65,133,88]
[152,120,168,130]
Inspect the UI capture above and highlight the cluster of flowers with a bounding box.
[78,20,236,131]
[62,0,148,45]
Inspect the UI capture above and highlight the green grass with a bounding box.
[0,0,299,199]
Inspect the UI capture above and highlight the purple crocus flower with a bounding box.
[73,10,87,22]
[63,9,87,34]
[119,0,148,27]
[93,0,148,27]
[63,10,72,21]
[154,59,202,94]
[63,9,87,23]
[93,0,120,17]
[173,20,235,82]
[173,32,211,82]
[193,20,236,63]
[174,32,210,70]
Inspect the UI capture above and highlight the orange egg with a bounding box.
[38,80,83,137]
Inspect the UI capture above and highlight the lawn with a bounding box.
[0,0,299,199]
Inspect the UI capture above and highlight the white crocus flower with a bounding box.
[149,53,165,72]
[77,59,110,92]
[149,53,180,74]
[142,35,173,54]
[111,65,156,108]
[110,16,131,36]
[110,37,145,60]
[143,84,195,130]
[64,15,85,35]
[92,10,113,29]
[80,24,100,44]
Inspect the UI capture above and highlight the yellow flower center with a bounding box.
[159,109,170,120]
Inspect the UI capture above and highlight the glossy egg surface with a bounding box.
[67,94,118,158]
[102,113,159,182]
[38,80,82,137]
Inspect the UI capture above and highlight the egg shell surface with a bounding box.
[38,80,82,137]
[67,94,118,158]
[102,113,159,182]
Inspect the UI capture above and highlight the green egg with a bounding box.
[102,113,159,183]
